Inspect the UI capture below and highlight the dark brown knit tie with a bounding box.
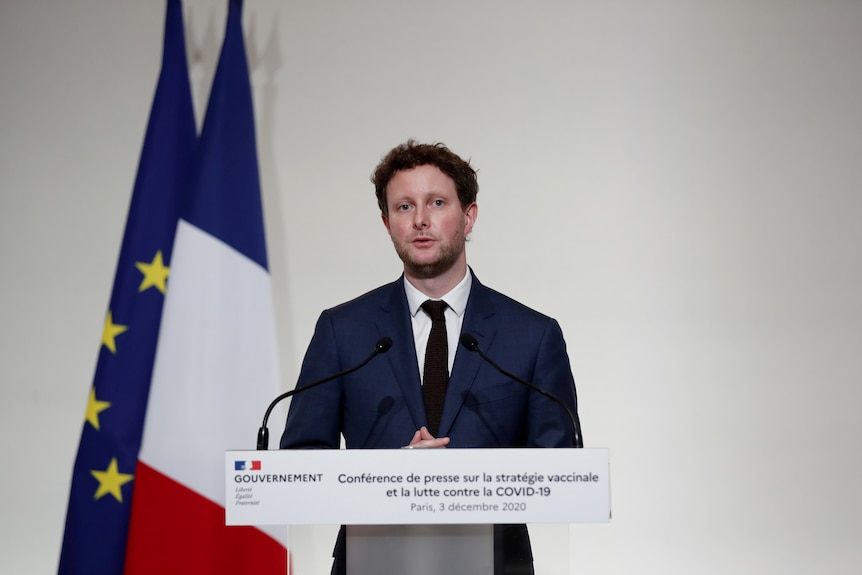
[421,300,449,437]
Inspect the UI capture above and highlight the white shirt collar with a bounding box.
[404,269,472,318]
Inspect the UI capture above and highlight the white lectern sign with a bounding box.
[226,448,610,526]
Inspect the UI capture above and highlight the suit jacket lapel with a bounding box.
[438,274,498,436]
[375,278,426,430]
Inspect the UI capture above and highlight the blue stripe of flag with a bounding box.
[182,0,269,272]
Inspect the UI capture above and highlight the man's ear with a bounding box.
[463,202,478,236]
[381,213,391,234]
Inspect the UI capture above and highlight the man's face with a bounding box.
[382,164,477,280]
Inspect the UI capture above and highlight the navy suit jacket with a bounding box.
[280,273,578,450]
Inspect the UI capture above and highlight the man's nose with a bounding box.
[413,207,428,228]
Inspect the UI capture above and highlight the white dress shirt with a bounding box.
[404,269,472,384]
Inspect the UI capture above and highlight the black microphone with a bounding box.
[256,336,393,450]
[459,333,583,448]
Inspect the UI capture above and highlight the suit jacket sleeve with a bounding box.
[525,317,578,447]
[279,310,344,449]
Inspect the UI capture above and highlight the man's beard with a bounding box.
[393,231,465,279]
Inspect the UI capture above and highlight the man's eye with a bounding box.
[433,199,444,206]
[398,204,411,211]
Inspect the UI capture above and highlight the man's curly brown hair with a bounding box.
[372,140,478,216]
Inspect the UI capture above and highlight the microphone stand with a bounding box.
[256,337,392,450]
[460,333,583,448]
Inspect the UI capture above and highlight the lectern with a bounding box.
[226,448,610,574]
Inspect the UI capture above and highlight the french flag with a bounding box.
[124,1,286,572]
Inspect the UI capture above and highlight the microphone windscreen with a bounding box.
[376,337,393,353]
[459,333,480,351]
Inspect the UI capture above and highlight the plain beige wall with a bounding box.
[2,1,861,573]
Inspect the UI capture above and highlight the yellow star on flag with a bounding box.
[85,388,111,430]
[101,311,128,354]
[135,250,170,294]
[91,457,134,502]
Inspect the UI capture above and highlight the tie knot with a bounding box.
[421,300,448,321]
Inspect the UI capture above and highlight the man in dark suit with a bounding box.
[280,140,579,574]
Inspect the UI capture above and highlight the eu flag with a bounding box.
[58,1,196,573]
